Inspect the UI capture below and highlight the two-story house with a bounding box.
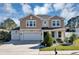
[11,15,65,42]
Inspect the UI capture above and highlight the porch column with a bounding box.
[55,31,58,39]
[41,30,44,42]
[49,31,52,36]
[61,31,65,41]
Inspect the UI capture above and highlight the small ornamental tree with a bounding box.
[64,37,69,43]
[44,32,54,47]
[69,34,77,44]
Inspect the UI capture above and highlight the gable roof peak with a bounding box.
[49,16,64,19]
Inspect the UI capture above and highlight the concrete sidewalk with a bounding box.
[39,50,79,55]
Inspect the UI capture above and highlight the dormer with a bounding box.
[49,16,64,28]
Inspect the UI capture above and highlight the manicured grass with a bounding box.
[74,39,79,44]
[40,39,79,51]
[40,45,79,51]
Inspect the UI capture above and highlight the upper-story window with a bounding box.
[52,20,61,27]
[57,21,60,26]
[27,20,36,27]
[52,21,55,26]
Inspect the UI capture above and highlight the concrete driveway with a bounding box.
[0,40,79,55]
[0,40,40,55]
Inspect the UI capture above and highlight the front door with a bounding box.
[43,32,48,39]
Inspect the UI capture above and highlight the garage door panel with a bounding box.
[21,32,41,40]
[11,30,20,40]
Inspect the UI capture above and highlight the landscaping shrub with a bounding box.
[69,39,73,44]
[64,37,69,43]
[40,41,45,46]
[0,31,11,42]
[53,40,56,44]
[69,34,77,44]
[56,38,63,43]
[43,32,54,47]
[73,39,79,46]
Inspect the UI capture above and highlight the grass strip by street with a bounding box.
[40,45,79,51]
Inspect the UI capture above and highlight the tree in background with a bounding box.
[0,22,5,29]
[3,18,17,31]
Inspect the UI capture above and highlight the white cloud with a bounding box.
[0,4,19,25]
[53,3,65,11]
[34,6,41,15]
[60,9,78,24]
[21,3,33,15]
[52,3,79,24]
[63,10,78,20]
[60,4,78,20]
[34,6,49,15]
[60,8,75,20]
[65,3,74,9]
[4,3,16,14]
[34,3,53,15]
[0,3,79,26]
[3,3,19,19]
[53,3,74,11]
[0,16,8,23]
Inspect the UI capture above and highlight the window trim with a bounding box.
[26,20,36,27]
[51,20,61,27]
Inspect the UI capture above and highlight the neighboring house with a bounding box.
[66,16,79,37]
[11,15,65,41]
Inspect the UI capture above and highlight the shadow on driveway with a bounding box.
[4,40,41,45]
[29,45,40,49]
[71,52,79,55]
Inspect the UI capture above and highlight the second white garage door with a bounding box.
[20,32,42,40]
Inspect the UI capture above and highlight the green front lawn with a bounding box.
[40,45,79,51]
[40,39,79,51]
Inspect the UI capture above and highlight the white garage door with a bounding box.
[21,32,42,40]
[11,30,20,40]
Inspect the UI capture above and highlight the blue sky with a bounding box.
[0,3,79,26]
